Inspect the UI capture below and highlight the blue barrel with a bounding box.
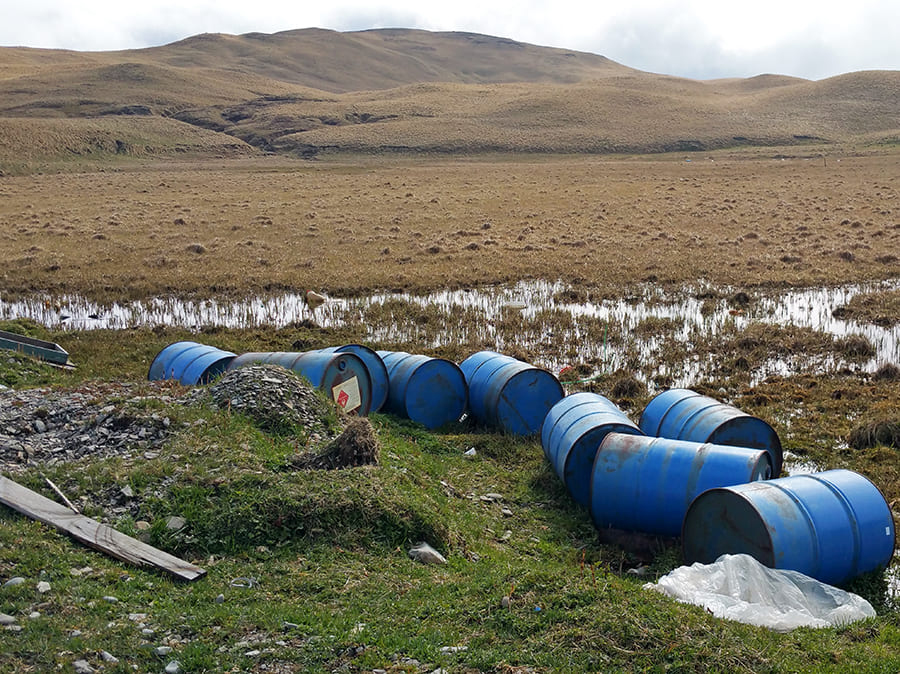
[459,350,564,436]
[639,388,783,477]
[376,350,467,429]
[682,469,895,586]
[227,351,373,415]
[316,345,389,413]
[148,341,236,385]
[540,393,643,507]
[590,432,772,537]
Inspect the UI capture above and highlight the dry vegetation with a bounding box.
[1,153,897,303]
[0,29,898,161]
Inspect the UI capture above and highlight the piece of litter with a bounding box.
[645,553,876,632]
[408,542,447,565]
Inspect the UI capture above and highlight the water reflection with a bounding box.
[1,279,897,389]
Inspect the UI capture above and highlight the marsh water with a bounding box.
[2,279,897,389]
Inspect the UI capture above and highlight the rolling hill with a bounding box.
[0,27,898,163]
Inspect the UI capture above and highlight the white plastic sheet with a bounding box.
[644,553,876,631]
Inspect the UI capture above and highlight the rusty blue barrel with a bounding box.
[459,350,564,436]
[227,351,373,415]
[317,345,389,412]
[148,341,236,385]
[541,393,643,507]
[639,388,783,477]
[682,469,895,586]
[376,350,467,429]
[590,432,772,537]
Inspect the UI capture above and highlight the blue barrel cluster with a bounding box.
[228,350,374,416]
[149,342,893,583]
[538,387,893,585]
[149,341,375,415]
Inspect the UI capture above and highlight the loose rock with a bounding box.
[73,660,95,674]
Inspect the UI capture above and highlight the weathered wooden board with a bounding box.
[0,475,205,581]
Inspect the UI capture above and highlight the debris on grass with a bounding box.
[291,417,379,470]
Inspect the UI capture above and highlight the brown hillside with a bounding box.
[0,28,898,163]
[134,28,633,92]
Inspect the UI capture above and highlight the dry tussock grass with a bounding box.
[1,30,898,160]
[1,153,897,303]
[0,117,254,164]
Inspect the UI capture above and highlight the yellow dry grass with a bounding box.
[1,29,898,160]
[1,152,897,303]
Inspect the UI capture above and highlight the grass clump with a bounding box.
[849,420,900,450]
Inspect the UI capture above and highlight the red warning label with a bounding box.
[337,389,350,408]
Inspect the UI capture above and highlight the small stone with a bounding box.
[141,628,155,636]
[121,485,134,498]
[0,613,15,625]
[128,613,148,621]
[28,611,40,619]
[135,521,151,531]
[165,516,186,531]
[73,659,95,674]
[463,447,477,456]
[69,629,83,638]
[100,651,119,663]
[482,492,503,502]
[282,621,299,630]
[501,507,514,517]
[408,542,447,565]
[164,661,181,674]
[37,581,51,593]
[3,576,25,588]
[215,594,225,604]
[102,595,119,603]
[155,646,173,656]
[33,419,47,433]
[245,650,261,657]
[500,595,511,609]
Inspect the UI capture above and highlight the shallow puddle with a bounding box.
[1,278,897,388]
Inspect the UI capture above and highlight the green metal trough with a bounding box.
[0,329,75,368]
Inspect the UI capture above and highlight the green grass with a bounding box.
[3,321,900,672]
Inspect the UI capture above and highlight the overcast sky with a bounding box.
[1,0,898,81]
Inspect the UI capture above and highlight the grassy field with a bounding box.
[1,152,898,304]
[1,30,899,670]
[1,301,899,672]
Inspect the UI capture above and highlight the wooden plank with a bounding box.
[0,475,206,582]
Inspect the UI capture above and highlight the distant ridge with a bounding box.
[132,27,634,93]
[0,28,898,163]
